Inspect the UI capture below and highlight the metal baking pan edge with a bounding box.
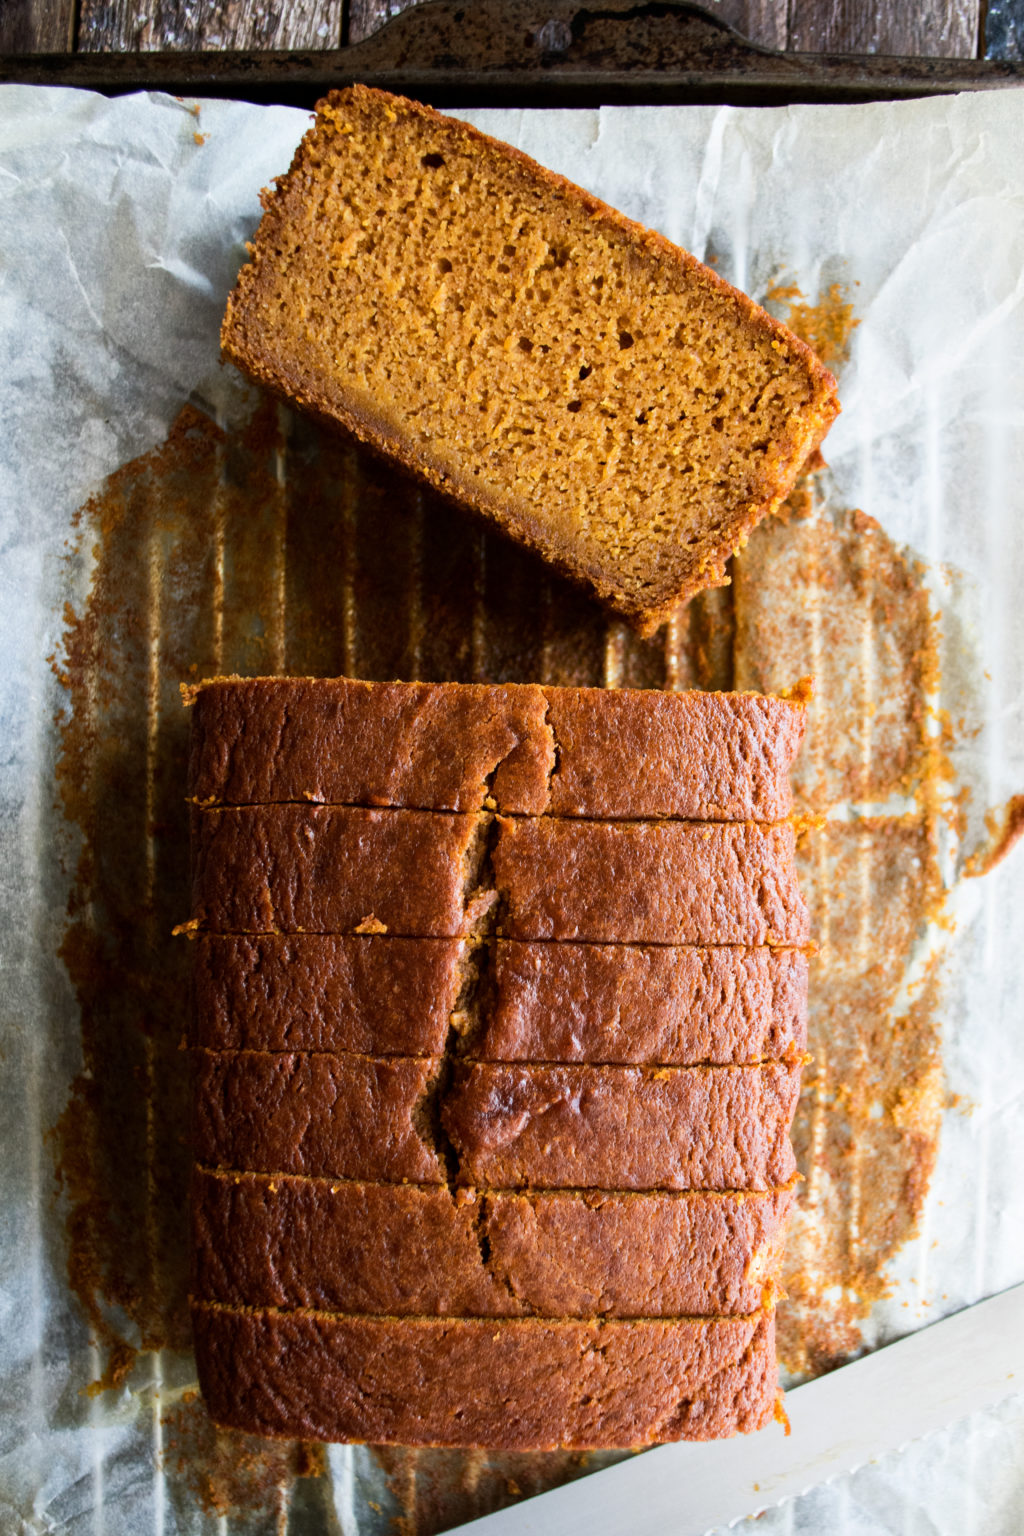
[2,0,1023,108]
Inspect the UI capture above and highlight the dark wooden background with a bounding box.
[1,0,1022,60]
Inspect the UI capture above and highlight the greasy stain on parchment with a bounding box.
[733,278,951,1373]
[52,281,991,1529]
[733,491,944,1373]
[162,1393,326,1520]
[764,279,861,372]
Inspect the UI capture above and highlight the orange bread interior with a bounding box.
[222,85,839,635]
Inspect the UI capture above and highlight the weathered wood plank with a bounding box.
[985,0,1024,59]
[347,0,405,46]
[708,0,788,51]
[347,0,790,49]
[341,1,984,58]
[77,0,343,51]
[787,0,980,57]
[0,0,75,50]
[6,0,982,60]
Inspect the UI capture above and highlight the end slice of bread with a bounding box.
[222,85,839,635]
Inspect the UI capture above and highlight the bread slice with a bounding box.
[190,806,808,946]
[194,1048,797,1189]
[192,933,807,1064]
[192,1168,794,1317]
[190,805,491,938]
[191,1304,777,1447]
[220,86,839,636]
[187,675,553,814]
[444,1062,800,1191]
[542,683,808,820]
[186,674,809,822]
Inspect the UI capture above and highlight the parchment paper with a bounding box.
[2,83,1024,1534]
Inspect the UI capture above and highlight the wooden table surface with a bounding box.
[1,0,1022,61]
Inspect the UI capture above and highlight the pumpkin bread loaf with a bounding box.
[220,87,838,635]
[187,677,808,1448]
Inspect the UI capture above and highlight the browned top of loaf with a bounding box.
[191,1050,445,1184]
[443,1062,800,1190]
[220,85,839,635]
[193,934,807,1063]
[191,806,807,946]
[191,805,491,937]
[190,804,810,946]
[192,1304,776,1448]
[191,934,467,1055]
[480,941,808,1065]
[492,816,809,945]
[193,1050,797,1190]
[544,683,807,819]
[191,1168,794,1317]
[186,675,552,813]
[186,674,808,822]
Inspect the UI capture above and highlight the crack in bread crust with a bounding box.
[186,676,808,820]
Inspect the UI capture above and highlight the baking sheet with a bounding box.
[2,83,1024,1534]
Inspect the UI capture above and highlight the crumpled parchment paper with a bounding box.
[1,81,1023,1536]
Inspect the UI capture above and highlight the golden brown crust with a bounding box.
[221,86,839,634]
[190,805,490,937]
[492,816,810,946]
[480,941,808,1065]
[191,1168,794,1317]
[192,1050,797,1191]
[191,934,466,1054]
[187,674,807,822]
[187,675,553,813]
[543,685,807,820]
[190,806,808,946]
[192,933,808,1064]
[191,1050,445,1184]
[191,1304,777,1448]
[443,1061,800,1190]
